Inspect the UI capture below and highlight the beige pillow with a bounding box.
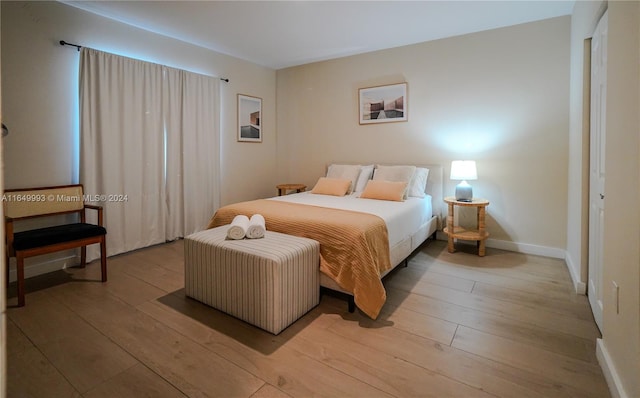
[326,164,362,194]
[311,177,351,196]
[373,165,416,199]
[360,180,408,202]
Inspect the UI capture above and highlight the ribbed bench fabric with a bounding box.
[184,226,320,335]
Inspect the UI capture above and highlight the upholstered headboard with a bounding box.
[402,164,444,229]
[422,164,444,223]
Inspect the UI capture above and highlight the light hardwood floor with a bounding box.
[6,239,610,397]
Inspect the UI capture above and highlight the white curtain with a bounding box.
[80,48,220,258]
[164,67,220,239]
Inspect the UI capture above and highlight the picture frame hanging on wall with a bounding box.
[359,82,408,125]
[238,94,262,142]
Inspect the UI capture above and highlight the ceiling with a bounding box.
[63,1,575,69]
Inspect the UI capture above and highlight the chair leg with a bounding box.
[80,246,87,267]
[100,238,107,282]
[16,255,25,307]
[5,254,9,288]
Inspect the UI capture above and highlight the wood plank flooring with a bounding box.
[6,239,610,397]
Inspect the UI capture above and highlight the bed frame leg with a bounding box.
[348,296,355,313]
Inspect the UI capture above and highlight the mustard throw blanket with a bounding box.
[207,199,391,319]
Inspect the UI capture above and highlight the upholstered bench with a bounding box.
[4,184,107,306]
[184,226,320,335]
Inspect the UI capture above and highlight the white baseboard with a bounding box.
[596,338,630,398]
[485,238,565,259]
[7,254,80,283]
[435,232,565,259]
[564,253,587,294]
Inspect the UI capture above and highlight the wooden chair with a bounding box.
[4,184,107,306]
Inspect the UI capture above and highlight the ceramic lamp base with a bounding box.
[455,181,473,202]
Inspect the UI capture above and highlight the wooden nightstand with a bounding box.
[277,183,306,196]
[443,196,490,256]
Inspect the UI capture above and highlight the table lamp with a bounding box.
[450,160,477,202]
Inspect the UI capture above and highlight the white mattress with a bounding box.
[269,192,433,248]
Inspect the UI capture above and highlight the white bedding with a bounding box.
[268,192,433,248]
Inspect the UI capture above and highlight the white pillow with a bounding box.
[326,164,362,194]
[373,165,416,199]
[408,167,430,198]
[354,165,374,192]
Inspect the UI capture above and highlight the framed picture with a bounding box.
[359,82,408,124]
[238,94,262,142]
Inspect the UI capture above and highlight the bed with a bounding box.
[207,164,443,319]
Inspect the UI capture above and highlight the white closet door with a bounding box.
[588,10,608,331]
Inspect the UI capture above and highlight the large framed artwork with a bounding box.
[359,82,408,125]
[238,94,262,142]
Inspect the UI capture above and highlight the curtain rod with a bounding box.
[60,40,81,51]
[59,40,230,83]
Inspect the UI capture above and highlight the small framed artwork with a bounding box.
[359,82,408,125]
[238,94,262,142]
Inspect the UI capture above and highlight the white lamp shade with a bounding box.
[450,160,477,181]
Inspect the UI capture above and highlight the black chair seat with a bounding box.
[13,223,107,251]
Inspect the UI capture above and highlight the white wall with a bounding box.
[1,1,277,278]
[597,2,640,397]
[277,17,570,254]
